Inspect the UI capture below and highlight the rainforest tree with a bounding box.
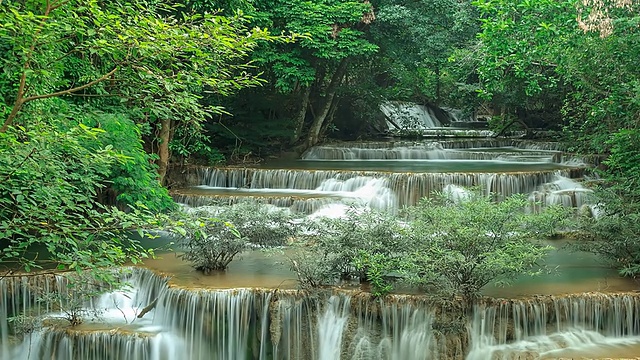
[0,0,284,280]
[0,0,279,183]
[473,0,640,275]
[248,0,378,147]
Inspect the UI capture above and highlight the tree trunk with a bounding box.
[305,59,349,148]
[435,66,441,105]
[319,97,340,138]
[290,86,311,145]
[157,118,171,185]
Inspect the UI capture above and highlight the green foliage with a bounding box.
[602,130,640,192]
[405,193,565,301]
[288,193,569,301]
[252,0,377,91]
[573,189,640,277]
[167,203,298,273]
[471,0,640,278]
[37,272,109,326]
[369,0,478,103]
[474,0,640,138]
[71,110,174,211]
[0,0,286,174]
[168,209,245,273]
[0,126,163,277]
[223,203,299,247]
[353,251,395,297]
[290,209,410,290]
[574,129,640,276]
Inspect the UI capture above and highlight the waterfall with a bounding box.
[529,175,595,210]
[318,296,351,360]
[172,193,335,214]
[153,287,271,359]
[193,167,580,209]
[302,145,561,162]
[349,299,442,360]
[381,102,444,129]
[1,271,446,360]
[467,294,640,359]
[4,271,640,359]
[443,184,471,203]
[173,138,588,215]
[10,330,188,360]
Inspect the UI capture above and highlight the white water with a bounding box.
[381,102,443,129]
[529,175,594,209]
[443,184,471,203]
[309,177,398,218]
[467,295,640,360]
[318,296,351,360]
[3,271,640,359]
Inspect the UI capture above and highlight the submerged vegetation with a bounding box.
[288,193,570,299]
[166,203,298,272]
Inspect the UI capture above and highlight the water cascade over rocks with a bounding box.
[3,269,640,359]
[467,294,640,359]
[172,139,590,216]
[380,102,494,137]
[1,138,614,359]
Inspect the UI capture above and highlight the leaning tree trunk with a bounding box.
[319,97,340,137]
[290,86,312,145]
[305,59,349,148]
[157,118,171,185]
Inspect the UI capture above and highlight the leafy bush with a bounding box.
[168,203,298,273]
[66,109,175,212]
[290,208,409,293]
[288,193,570,301]
[571,129,640,276]
[0,125,161,278]
[404,193,568,302]
[574,190,640,277]
[168,209,245,274]
[224,203,299,247]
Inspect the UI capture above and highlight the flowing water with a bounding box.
[173,139,588,215]
[380,102,494,137]
[2,138,635,359]
[2,270,640,359]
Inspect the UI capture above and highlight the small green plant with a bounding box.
[289,208,409,290]
[167,203,299,273]
[354,251,395,297]
[36,272,109,326]
[8,315,41,335]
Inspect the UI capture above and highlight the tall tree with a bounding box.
[0,0,278,182]
[249,0,378,147]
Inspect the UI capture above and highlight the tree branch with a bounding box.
[2,147,37,183]
[1,1,53,133]
[23,67,119,103]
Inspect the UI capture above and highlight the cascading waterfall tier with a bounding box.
[529,175,595,210]
[4,269,639,359]
[172,193,336,214]
[177,167,584,210]
[468,293,640,359]
[300,139,596,164]
[171,139,592,215]
[300,139,568,152]
[0,269,450,360]
[302,146,564,163]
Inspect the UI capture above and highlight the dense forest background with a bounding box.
[1,0,640,277]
